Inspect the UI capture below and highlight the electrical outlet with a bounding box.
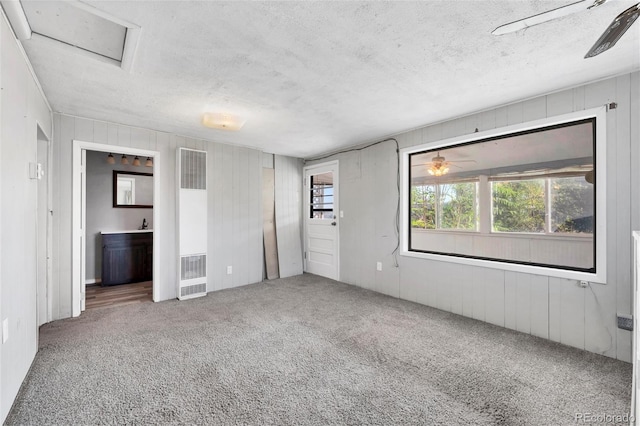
[579,281,589,288]
[2,318,8,343]
[376,262,382,271]
[340,211,344,218]
[618,314,633,331]
[226,266,233,275]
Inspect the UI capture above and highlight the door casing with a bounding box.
[72,140,161,317]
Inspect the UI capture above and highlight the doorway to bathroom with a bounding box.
[84,149,154,310]
[72,141,160,317]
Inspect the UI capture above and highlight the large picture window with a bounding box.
[407,117,597,274]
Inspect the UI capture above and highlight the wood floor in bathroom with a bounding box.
[85,281,153,310]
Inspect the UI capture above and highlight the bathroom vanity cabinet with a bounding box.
[101,231,153,286]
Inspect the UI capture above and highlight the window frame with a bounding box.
[401,107,607,284]
[309,173,335,220]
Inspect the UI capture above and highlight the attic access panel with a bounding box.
[20,1,140,70]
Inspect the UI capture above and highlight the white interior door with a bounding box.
[304,161,339,280]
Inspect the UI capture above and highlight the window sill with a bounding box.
[412,228,593,242]
[401,249,603,284]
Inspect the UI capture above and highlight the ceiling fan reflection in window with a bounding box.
[492,0,640,58]
[416,152,476,177]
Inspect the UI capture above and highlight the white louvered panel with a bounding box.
[181,254,206,280]
[180,283,207,299]
[177,148,207,300]
[181,149,206,190]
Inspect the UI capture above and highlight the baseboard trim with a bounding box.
[85,278,102,286]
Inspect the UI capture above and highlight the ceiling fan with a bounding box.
[492,0,640,58]
[414,152,476,177]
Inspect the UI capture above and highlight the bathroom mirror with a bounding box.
[113,171,153,208]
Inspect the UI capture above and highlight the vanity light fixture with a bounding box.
[106,153,116,164]
[145,157,153,167]
[132,156,141,166]
[121,154,129,165]
[202,112,245,131]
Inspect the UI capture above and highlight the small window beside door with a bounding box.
[309,172,334,219]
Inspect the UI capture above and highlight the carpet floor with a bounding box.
[6,274,632,425]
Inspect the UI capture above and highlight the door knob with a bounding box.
[331,221,337,226]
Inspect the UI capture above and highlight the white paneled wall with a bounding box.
[0,15,52,422]
[209,142,263,291]
[309,72,639,362]
[51,114,263,318]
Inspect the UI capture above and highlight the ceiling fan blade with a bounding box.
[411,159,477,166]
[492,0,591,35]
[585,3,640,57]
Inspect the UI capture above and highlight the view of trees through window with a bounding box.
[411,176,594,235]
[551,176,594,233]
[492,180,545,233]
[491,176,593,234]
[411,182,476,230]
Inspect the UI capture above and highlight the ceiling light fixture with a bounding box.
[427,152,450,176]
[202,112,245,131]
[145,157,153,167]
[132,156,141,166]
[106,153,116,164]
[121,154,129,165]
[428,164,450,177]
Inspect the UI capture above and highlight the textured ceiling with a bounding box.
[17,1,640,158]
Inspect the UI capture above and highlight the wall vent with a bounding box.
[180,149,207,190]
[181,255,206,280]
[180,283,207,299]
[177,148,207,300]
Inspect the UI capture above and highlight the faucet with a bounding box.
[140,218,148,230]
